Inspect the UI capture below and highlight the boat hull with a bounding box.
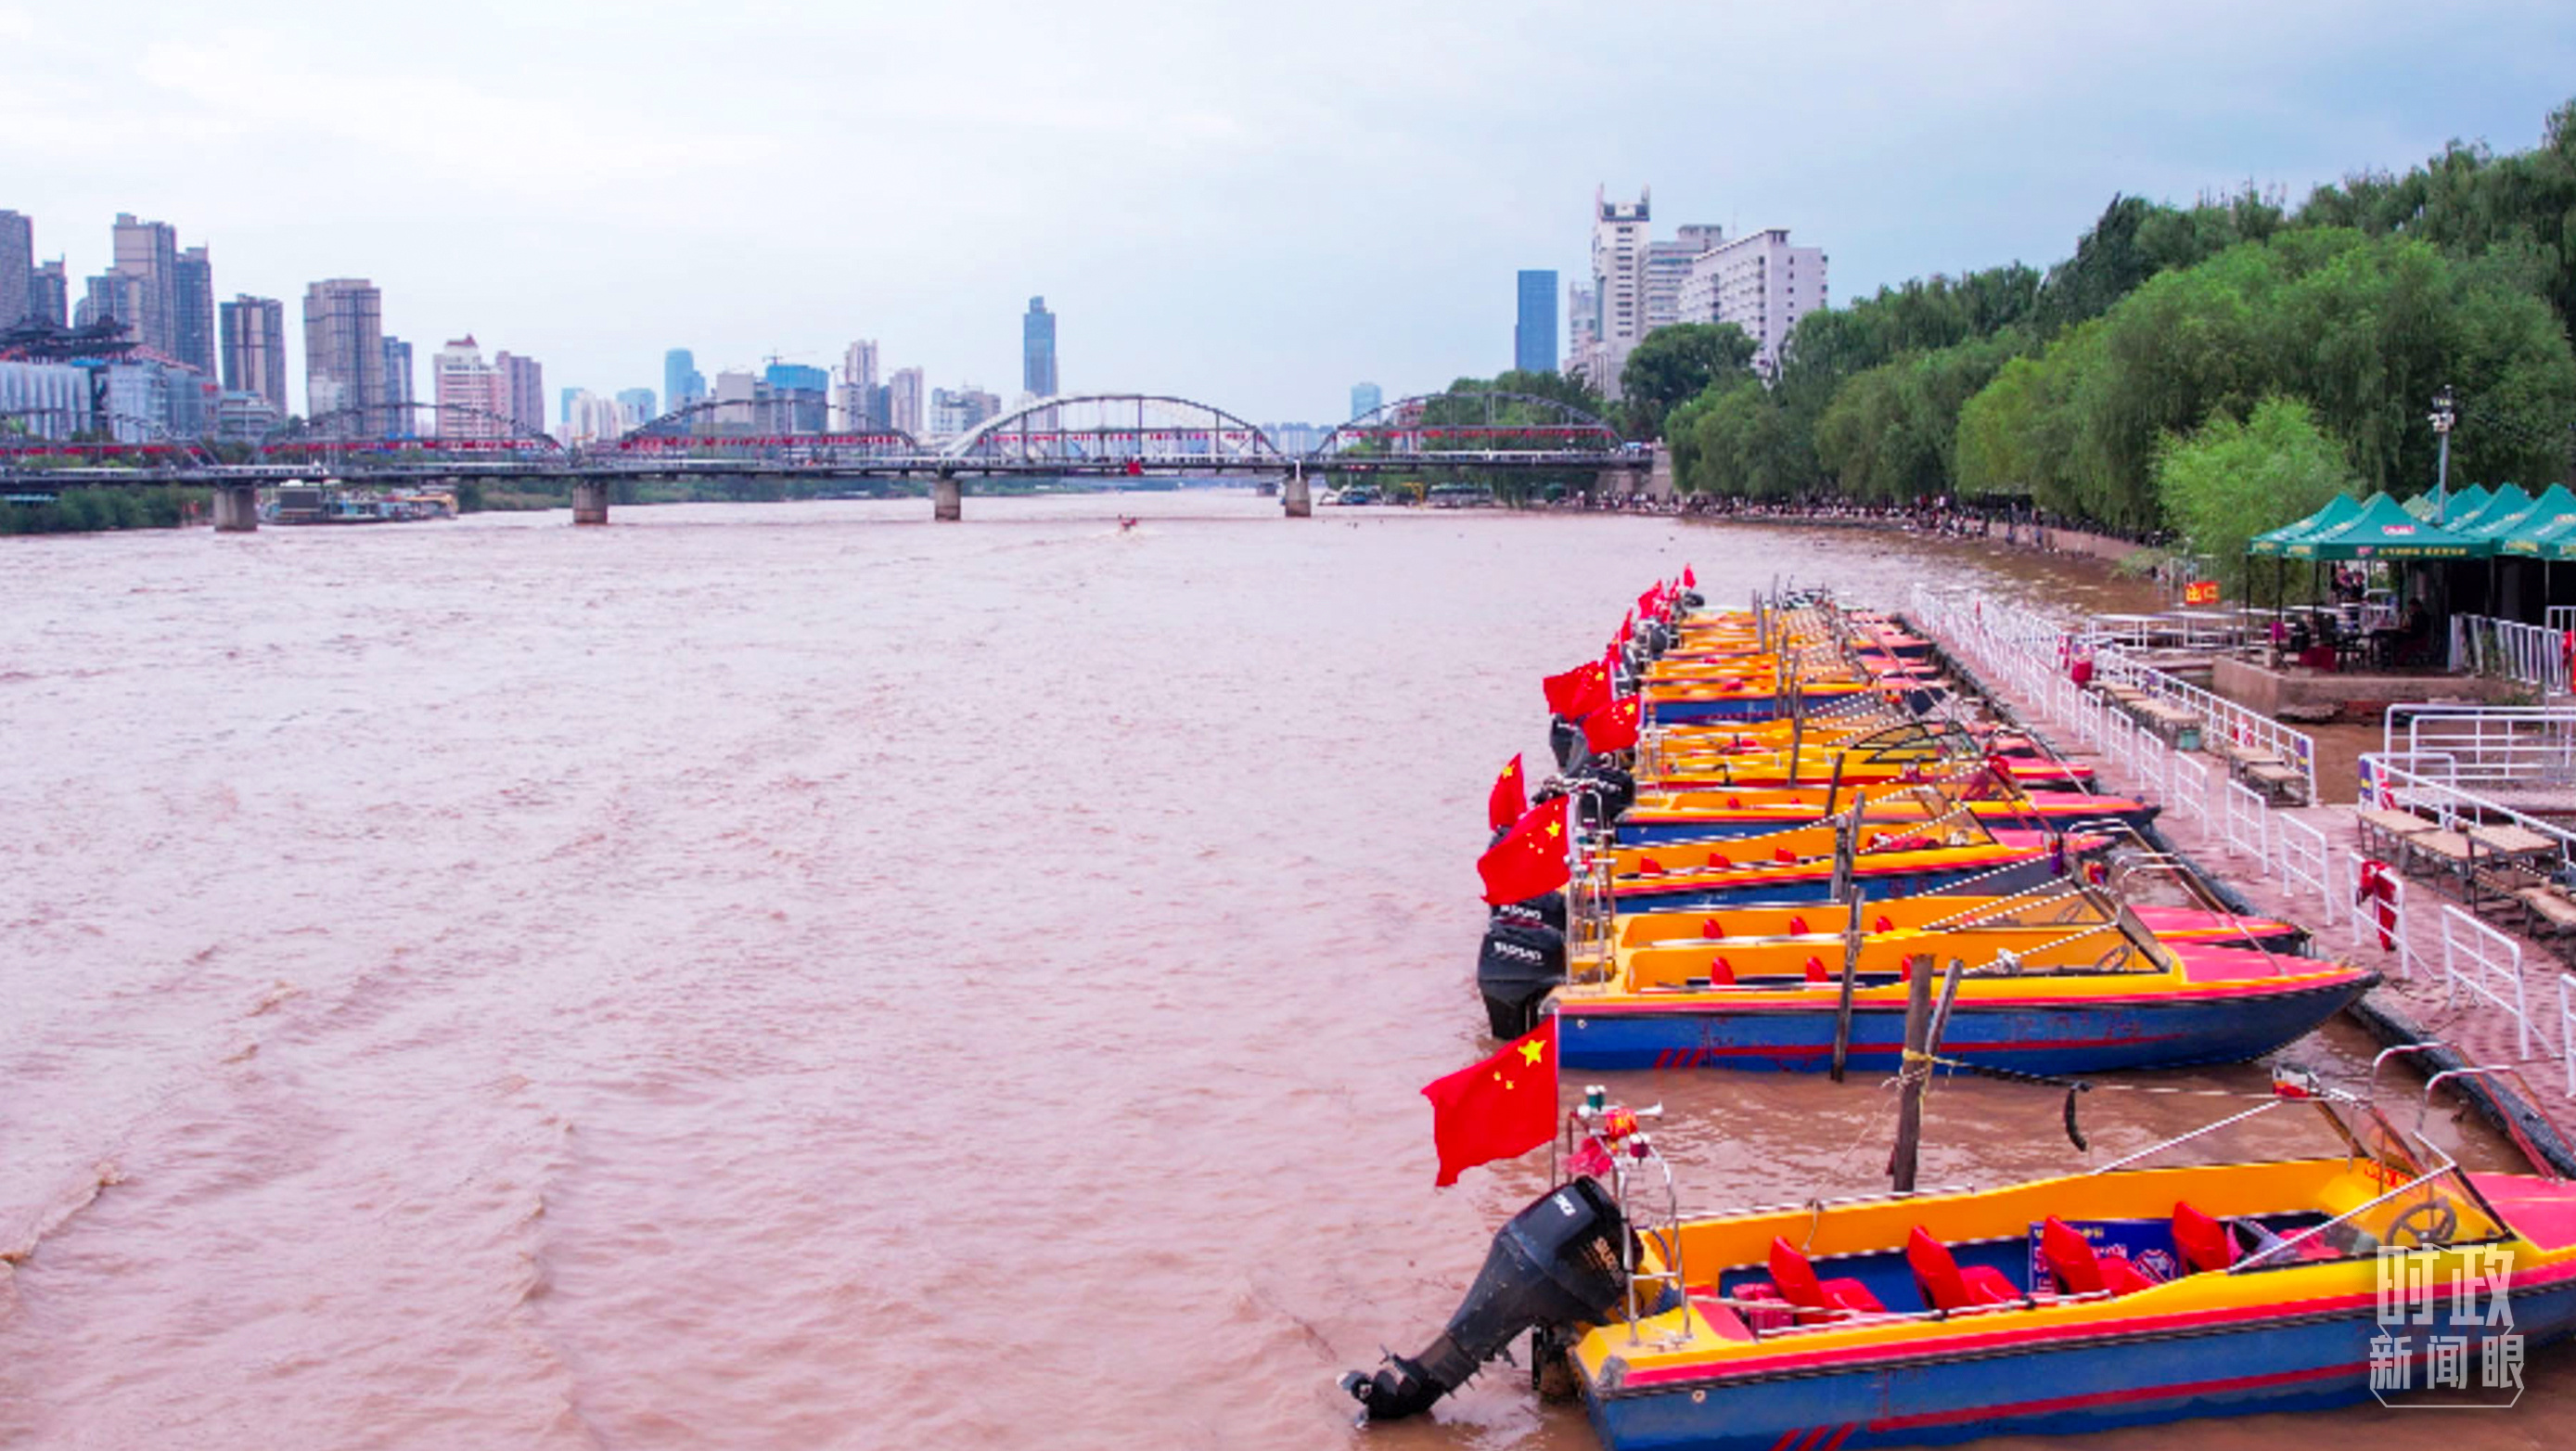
[1616,799,2154,845]
[1555,974,2372,1075]
[1612,854,2068,910]
[1585,1273,2576,1451]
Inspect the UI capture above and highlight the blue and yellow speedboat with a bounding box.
[1348,1086,2576,1449]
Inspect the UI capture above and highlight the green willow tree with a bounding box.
[1618,323,1757,440]
[2155,397,2358,594]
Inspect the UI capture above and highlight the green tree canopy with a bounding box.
[2154,396,2359,593]
[1620,324,1758,440]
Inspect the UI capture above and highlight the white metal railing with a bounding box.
[2452,614,2570,695]
[2223,779,2270,868]
[2276,815,2334,924]
[2563,974,2576,1098]
[2089,642,2318,806]
[2387,705,2576,789]
[2169,753,2214,838]
[2348,852,2419,981]
[2355,753,2576,876]
[2440,905,2536,1059]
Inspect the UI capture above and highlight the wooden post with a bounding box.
[1823,753,1846,820]
[1829,887,1865,1083]
[1890,953,1935,1193]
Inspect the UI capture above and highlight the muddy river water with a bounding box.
[3,494,2565,1448]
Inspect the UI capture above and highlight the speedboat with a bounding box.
[1603,811,2103,910]
[1616,781,2153,844]
[1346,1074,2576,1448]
[1550,907,2372,1074]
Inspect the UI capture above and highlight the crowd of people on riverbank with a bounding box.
[1549,491,2174,552]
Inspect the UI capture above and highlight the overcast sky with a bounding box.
[6,0,2572,426]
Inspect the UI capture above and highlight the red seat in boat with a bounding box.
[2171,1201,2235,1275]
[2041,1216,2156,1297]
[1762,1236,1884,1321]
[1905,1226,2019,1312]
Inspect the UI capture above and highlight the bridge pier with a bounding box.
[1282,467,1311,518]
[571,480,611,525]
[211,481,260,533]
[934,474,961,521]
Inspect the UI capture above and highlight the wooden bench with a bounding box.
[2130,700,2204,750]
[2517,884,2576,960]
[2354,807,2438,861]
[2240,759,2309,806]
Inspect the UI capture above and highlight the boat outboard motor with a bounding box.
[1477,914,1566,1037]
[1567,765,1634,824]
[1548,714,1586,771]
[1342,1177,1628,1422]
[1491,890,1566,936]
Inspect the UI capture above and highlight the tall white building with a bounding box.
[889,367,925,436]
[558,389,626,444]
[432,336,506,439]
[1570,187,1652,397]
[837,339,879,430]
[713,368,758,430]
[1677,228,1827,375]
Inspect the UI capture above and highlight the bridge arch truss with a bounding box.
[1305,390,1628,469]
[612,398,925,465]
[945,393,1287,470]
[258,403,567,469]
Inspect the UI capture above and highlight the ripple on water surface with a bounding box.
[0,496,2563,1450]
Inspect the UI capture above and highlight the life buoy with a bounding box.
[2355,859,2399,950]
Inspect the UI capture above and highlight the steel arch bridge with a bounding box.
[1305,390,1632,471]
[0,406,224,471]
[258,404,566,469]
[613,398,926,467]
[946,393,1288,472]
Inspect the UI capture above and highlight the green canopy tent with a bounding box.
[2275,494,2492,663]
[2461,484,2567,618]
[2406,482,2489,524]
[2247,493,2365,557]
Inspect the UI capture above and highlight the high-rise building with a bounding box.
[219,295,289,414]
[1022,297,1057,397]
[1350,381,1382,421]
[75,272,145,334]
[838,339,879,429]
[559,390,626,444]
[303,278,386,430]
[889,366,925,436]
[762,362,830,433]
[381,336,416,430]
[1572,187,1653,397]
[495,350,545,435]
[172,245,215,375]
[1565,281,1597,372]
[1678,227,1826,375]
[433,336,506,438]
[1514,270,1557,375]
[110,213,180,357]
[1645,228,1721,333]
[0,211,30,327]
[712,368,758,430]
[663,348,705,416]
[28,260,67,328]
[929,384,1001,439]
[615,387,656,426]
[559,386,580,425]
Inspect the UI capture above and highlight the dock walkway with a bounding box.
[1903,599,2576,1171]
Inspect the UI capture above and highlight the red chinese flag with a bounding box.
[1477,795,1571,905]
[1582,695,1642,752]
[1487,753,1528,833]
[1682,564,1697,588]
[1543,660,1610,721]
[1617,610,1634,646]
[1424,1018,1559,1187]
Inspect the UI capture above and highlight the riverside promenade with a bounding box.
[1903,588,2576,1175]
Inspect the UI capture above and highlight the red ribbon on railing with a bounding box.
[2356,857,2398,950]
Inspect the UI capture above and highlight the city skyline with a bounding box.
[5,1,2569,425]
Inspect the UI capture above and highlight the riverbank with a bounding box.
[0,485,204,535]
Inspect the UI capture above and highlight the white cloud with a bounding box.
[3,0,2570,421]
